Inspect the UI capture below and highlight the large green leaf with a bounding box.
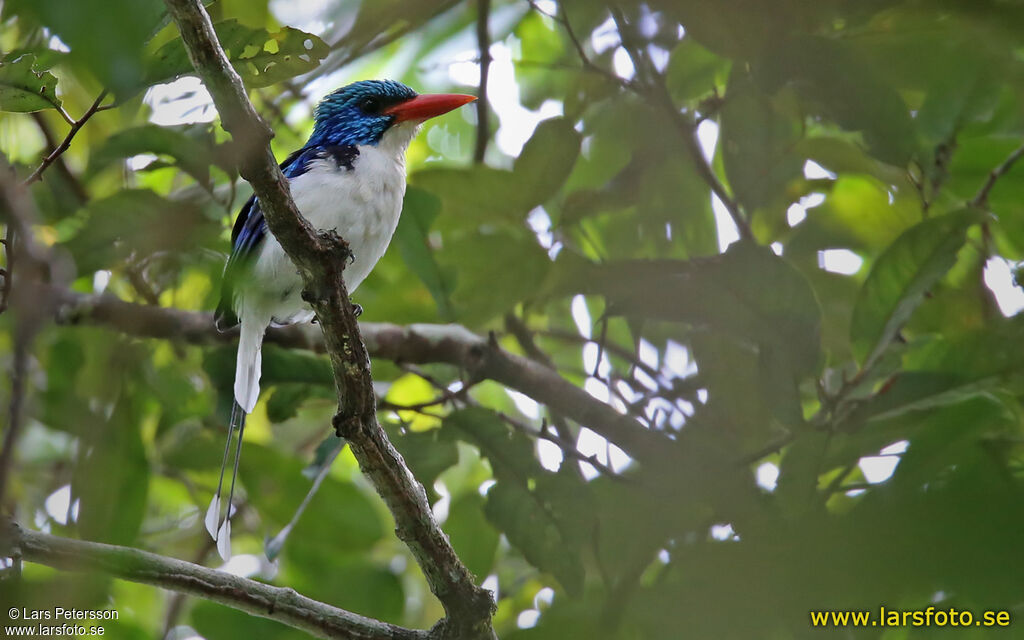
[0,54,62,112]
[582,242,823,376]
[840,317,1024,427]
[850,209,982,366]
[282,544,405,622]
[485,480,584,595]
[89,124,225,187]
[145,20,329,89]
[413,117,581,224]
[665,38,730,102]
[440,231,552,326]
[393,187,455,319]
[385,422,459,503]
[753,35,920,165]
[719,72,802,211]
[239,444,384,552]
[59,189,216,274]
[444,493,499,578]
[442,407,537,483]
[73,395,150,546]
[6,0,163,94]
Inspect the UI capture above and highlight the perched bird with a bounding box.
[207,79,475,559]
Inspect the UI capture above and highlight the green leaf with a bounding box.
[588,243,823,376]
[282,547,405,622]
[485,481,584,594]
[266,385,313,423]
[442,407,538,483]
[753,35,920,165]
[7,0,164,95]
[260,345,333,387]
[385,423,459,503]
[665,38,729,102]
[145,20,329,89]
[59,189,216,274]
[440,231,552,326]
[719,72,802,211]
[413,117,581,224]
[265,440,344,561]
[0,54,62,112]
[240,444,384,552]
[843,316,1024,425]
[512,117,582,203]
[89,124,221,187]
[444,493,499,578]
[191,600,305,640]
[850,209,982,366]
[393,187,455,319]
[73,396,150,546]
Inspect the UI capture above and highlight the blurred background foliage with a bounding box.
[2,0,1024,638]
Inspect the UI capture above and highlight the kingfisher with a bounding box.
[206,79,475,559]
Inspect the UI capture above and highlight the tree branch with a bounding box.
[160,1,494,636]
[0,166,59,511]
[0,519,427,640]
[24,91,109,187]
[44,286,667,463]
[971,142,1024,208]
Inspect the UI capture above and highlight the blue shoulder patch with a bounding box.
[214,144,359,330]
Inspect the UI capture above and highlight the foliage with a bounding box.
[3,0,1024,638]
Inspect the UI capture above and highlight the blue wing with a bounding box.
[214,148,311,331]
[214,144,360,330]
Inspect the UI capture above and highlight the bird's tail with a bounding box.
[234,317,265,414]
[205,316,265,560]
[205,401,246,560]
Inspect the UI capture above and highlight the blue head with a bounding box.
[308,79,418,148]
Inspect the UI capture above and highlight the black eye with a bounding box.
[359,96,381,113]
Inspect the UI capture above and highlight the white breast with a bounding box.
[239,126,415,326]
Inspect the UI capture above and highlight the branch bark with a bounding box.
[44,285,667,462]
[473,0,491,164]
[24,91,109,187]
[160,1,494,636]
[0,519,427,640]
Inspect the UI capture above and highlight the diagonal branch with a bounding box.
[607,8,752,241]
[24,91,109,187]
[43,286,668,463]
[1,519,427,640]
[160,1,495,637]
[971,142,1024,209]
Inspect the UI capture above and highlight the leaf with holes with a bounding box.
[0,54,61,112]
[145,20,329,89]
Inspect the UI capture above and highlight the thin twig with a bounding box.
[0,337,27,509]
[492,409,624,479]
[971,142,1024,208]
[607,7,752,241]
[29,112,90,204]
[0,226,12,315]
[24,90,109,187]
[473,0,492,164]
[0,167,55,510]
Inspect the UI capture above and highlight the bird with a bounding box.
[206,79,475,560]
